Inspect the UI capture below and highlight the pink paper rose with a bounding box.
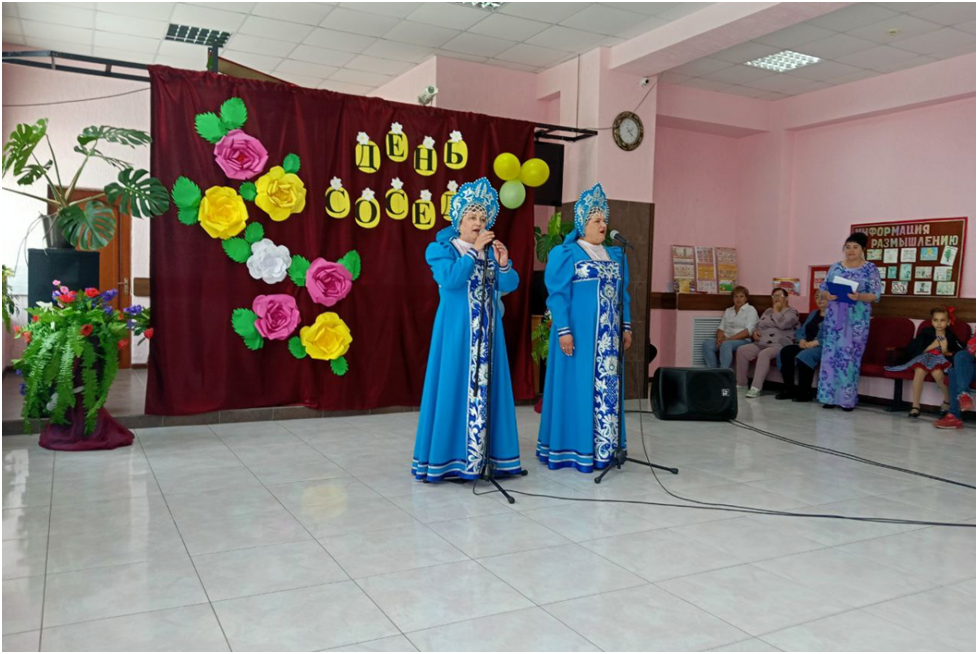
[214,129,269,180]
[252,294,301,340]
[306,258,352,307]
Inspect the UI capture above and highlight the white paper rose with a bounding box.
[422,136,435,149]
[247,238,292,284]
[420,189,432,202]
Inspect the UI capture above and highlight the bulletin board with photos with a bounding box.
[852,217,967,298]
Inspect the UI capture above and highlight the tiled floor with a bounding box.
[2,399,974,651]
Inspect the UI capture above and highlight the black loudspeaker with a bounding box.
[651,367,738,421]
[28,248,100,309]
[533,141,564,207]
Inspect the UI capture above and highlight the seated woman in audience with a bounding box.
[886,306,964,418]
[818,232,882,411]
[702,286,757,369]
[736,288,799,398]
[776,290,828,402]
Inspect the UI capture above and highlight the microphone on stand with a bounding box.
[610,230,633,249]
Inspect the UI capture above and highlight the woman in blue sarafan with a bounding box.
[537,183,633,473]
[412,177,523,482]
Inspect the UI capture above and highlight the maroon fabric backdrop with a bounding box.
[146,67,536,415]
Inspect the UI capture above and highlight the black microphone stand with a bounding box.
[595,238,678,484]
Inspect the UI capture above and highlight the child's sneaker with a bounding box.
[958,392,974,413]
[934,413,964,429]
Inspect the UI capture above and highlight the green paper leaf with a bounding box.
[330,356,349,376]
[239,181,257,201]
[243,222,264,244]
[288,336,307,359]
[222,238,252,263]
[219,97,248,130]
[171,176,202,209]
[104,168,170,218]
[177,207,199,226]
[282,153,301,174]
[231,308,260,341]
[195,112,227,144]
[289,255,311,287]
[56,201,116,251]
[337,250,361,281]
[242,331,264,350]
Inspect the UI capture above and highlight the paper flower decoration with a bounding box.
[449,130,462,143]
[448,180,459,192]
[255,166,307,222]
[390,122,403,134]
[391,177,404,190]
[330,177,343,189]
[246,238,292,284]
[420,189,432,202]
[356,131,371,145]
[306,258,353,307]
[300,312,352,362]
[213,129,268,180]
[360,188,375,202]
[198,186,248,240]
[422,136,435,149]
[252,294,301,340]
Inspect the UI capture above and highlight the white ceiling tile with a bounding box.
[251,3,333,25]
[498,2,590,23]
[303,26,376,52]
[680,77,734,92]
[93,31,160,54]
[405,3,487,30]
[467,13,549,40]
[321,79,373,95]
[440,32,515,57]
[559,4,647,35]
[526,25,603,52]
[836,44,918,69]
[188,2,255,13]
[668,57,731,77]
[780,80,832,96]
[338,2,422,19]
[495,43,568,67]
[17,3,94,28]
[658,71,691,84]
[275,71,324,88]
[846,14,943,44]
[828,68,880,84]
[170,4,248,31]
[720,85,772,98]
[656,2,712,21]
[97,2,175,21]
[320,7,399,37]
[239,15,314,43]
[744,74,818,93]
[710,42,781,64]
[22,37,93,55]
[275,57,338,78]
[3,17,23,35]
[362,39,434,63]
[226,33,296,57]
[801,33,879,59]
[957,21,976,35]
[873,3,937,13]
[92,47,157,64]
[756,23,838,49]
[289,43,356,67]
[892,26,975,54]
[3,4,19,17]
[158,38,207,58]
[785,60,865,81]
[929,41,976,59]
[910,3,976,26]
[874,53,938,73]
[701,63,775,85]
[383,20,458,48]
[20,20,93,45]
[485,58,539,72]
[152,56,205,72]
[755,91,788,101]
[431,50,489,64]
[330,67,392,86]
[345,54,413,75]
[221,50,283,70]
[94,11,168,38]
[616,16,668,40]
[600,2,677,16]
[809,4,900,31]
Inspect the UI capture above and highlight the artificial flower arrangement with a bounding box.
[12,281,151,434]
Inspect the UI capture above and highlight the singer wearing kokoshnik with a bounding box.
[412,177,523,482]
[817,232,882,411]
[537,183,633,473]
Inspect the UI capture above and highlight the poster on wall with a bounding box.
[671,245,696,293]
[851,217,967,298]
[695,246,717,294]
[772,278,801,296]
[715,247,738,293]
[809,265,830,311]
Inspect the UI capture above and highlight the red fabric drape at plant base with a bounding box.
[146,67,536,415]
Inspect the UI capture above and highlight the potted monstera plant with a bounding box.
[2,119,169,304]
[12,281,151,450]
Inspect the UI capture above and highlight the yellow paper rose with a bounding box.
[198,186,248,239]
[256,166,307,222]
[300,312,352,361]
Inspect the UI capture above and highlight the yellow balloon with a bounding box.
[519,158,550,188]
[493,153,521,181]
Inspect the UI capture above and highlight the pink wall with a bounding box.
[369,58,437,106]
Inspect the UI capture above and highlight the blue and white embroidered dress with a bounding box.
[537,183,632,472]
[413,178,523,482]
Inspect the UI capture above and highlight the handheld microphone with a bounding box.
[610,230,633,248]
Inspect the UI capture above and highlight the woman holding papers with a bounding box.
[817,232,882,411]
